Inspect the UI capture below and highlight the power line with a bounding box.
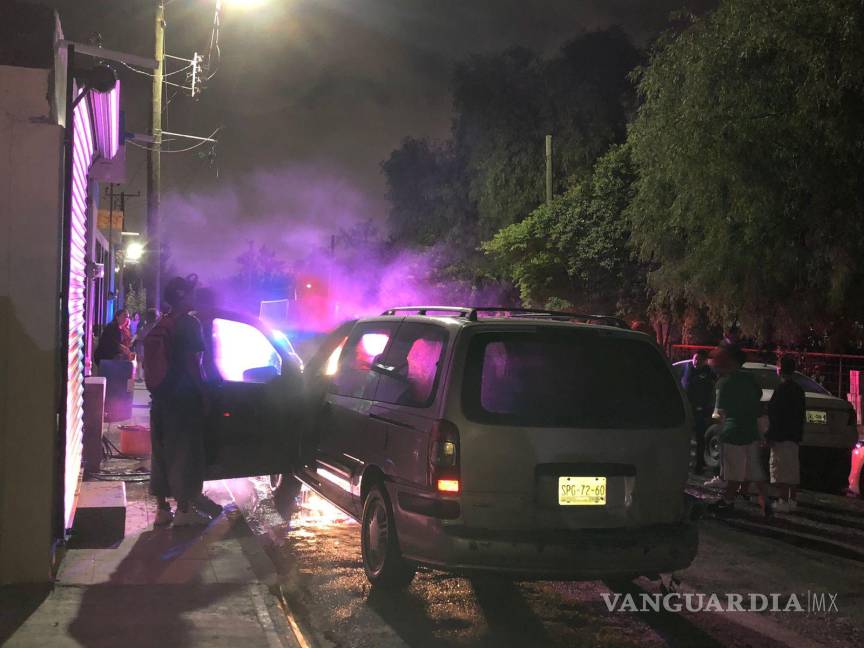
[121,60,192,78]
[127,128,220,154]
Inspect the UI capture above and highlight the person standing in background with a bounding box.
[133,308,159,382]
[766,356,806,512]
[94,309,133,367]
[711,345,772,517]
[681,349,716,474]
[147,276,221,526]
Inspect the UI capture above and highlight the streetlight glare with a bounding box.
[221,0,268,8]
[125,241,145,263]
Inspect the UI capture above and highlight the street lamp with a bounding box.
[125,241,145,263]
[220,0,268,8]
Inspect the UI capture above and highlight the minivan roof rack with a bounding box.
[380,306,630,329]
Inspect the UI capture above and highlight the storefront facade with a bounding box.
[0,6,122,584]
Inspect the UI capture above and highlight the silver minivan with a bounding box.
[295,307,698,587]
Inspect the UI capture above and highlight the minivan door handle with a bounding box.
[369,413,415,430]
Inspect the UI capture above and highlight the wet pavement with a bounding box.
[223,475,864,648]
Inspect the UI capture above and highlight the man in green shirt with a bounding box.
[712,345,771,517]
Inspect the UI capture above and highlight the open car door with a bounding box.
[296,319,358,467]
[198,311,304,480]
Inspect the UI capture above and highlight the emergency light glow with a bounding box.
[212,318,282,381]
[324,338,347,376]
[437,479,460,493]
[360,333,389,357]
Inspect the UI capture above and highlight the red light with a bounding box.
[437,479,460,493]
[222,412,231,417]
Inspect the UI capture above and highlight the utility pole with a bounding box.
[145,0,165,310]
[107,183,115,313]
[104,187,142,310]
[545,134,553,204]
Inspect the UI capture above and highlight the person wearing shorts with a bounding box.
[766,356,805,512]
[711,345,772,517]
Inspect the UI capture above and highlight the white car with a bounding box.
[675,361,858,492]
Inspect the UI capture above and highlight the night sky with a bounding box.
[30,0,702,276]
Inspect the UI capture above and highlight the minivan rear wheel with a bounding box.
[361,485,415,588]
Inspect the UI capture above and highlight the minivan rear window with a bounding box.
[462,331,685,428]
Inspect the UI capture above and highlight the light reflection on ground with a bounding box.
[291,485,356,531]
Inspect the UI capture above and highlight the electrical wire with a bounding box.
[126,128,220,154]
[162,79,193,91]
[159,127,221,154]
[165,88,180,106]
[92,433,151,482]
[120,60,193,78]
[204,1,221,81]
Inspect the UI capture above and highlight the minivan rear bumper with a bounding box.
[403,522,698,579]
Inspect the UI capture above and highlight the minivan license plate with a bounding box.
[806,410,827,424]
[558,476,606,506]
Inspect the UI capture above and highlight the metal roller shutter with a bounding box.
[63,91,95,530]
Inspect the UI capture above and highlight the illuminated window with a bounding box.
[374,323,447,407]
[331,325,396,399]
[212,318,282,382]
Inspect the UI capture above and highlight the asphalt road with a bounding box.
[222,476,864,648]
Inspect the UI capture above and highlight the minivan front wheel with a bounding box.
[361,485,415,588]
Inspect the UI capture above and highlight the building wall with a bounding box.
[0,64,65,584]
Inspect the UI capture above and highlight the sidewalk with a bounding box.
[0,385,297,648]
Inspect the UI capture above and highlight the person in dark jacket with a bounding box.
[766,356,806,512]
[94,309,133,367]
[680,349,716,474]
[133,308,159,382]
[149,276,221,526]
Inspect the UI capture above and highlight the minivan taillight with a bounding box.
[430,419,460,494]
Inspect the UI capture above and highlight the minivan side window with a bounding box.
[212,318,282,383]
[374,323,447,408]
[331,324,397,399]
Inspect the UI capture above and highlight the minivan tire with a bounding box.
[361,484,416,588]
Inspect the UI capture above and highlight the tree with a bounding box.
[483,144,647,316]
[452,29,641,240]
[382,28,641,284]
[381,138,472,249]
[226,241,294,314]
[627,0,864,337]
[124,284,146,316]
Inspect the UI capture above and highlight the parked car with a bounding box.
[187,309,305,482]
[673,360,857,492]
[283,307,698,588]
[849,441,864,496]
